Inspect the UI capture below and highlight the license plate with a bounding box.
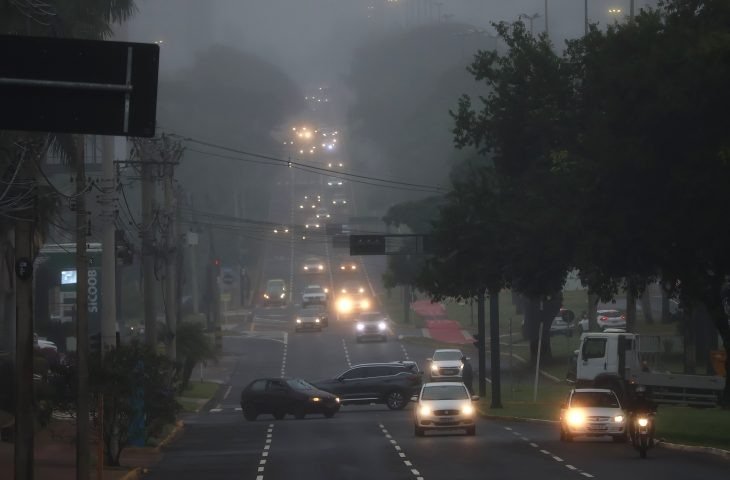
[588,424,607,431]
[437,416,455,423]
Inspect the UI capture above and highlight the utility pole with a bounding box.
[140,141,157,348]
[75,135,90,480]
[188,194,199,314]
[101,136,117,353]
[476,290,486,398]
[630,0,635,20]
[584,0,588,36]
[489,289,502,408]
[163,145,178,360]
[544,0,549,36]
[14,211,34,480]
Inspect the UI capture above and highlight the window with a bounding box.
[433,350,463,361]
[421,385,469,401]
[368,366,394,377]
[570,391,620,408]
[582,338,607,360]
[341,367,367,380]
[287,379,315,390]
[249,380,267,392]
[267,380,288,392]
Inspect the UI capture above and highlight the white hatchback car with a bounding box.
[427,349,464,381]
[413,382,478,436]
[559,388,627,442]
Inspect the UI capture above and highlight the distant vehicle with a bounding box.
[559,388,627,442]
[335,280,370,315]
[578,309,626,332]
[305,217,321,229]
[302,304,329,327]
[263,279,287,306]
[355,312,388,342]
[338,259,358,272]
[331,193,348,206]
[413,382,478,437]
[302,285,327,307]
[294,308,323,332]
[302,257,325,273]
[240,377,340,421]
[427,349,464,382]
[315,207,331,219]
[550,316,574,337]
[326,176,344,187]
[312,361,422,410]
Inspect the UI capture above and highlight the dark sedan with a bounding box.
[240,377,340,421]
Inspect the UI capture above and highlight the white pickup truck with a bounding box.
[302,285,328,307]
[574,332,725,407]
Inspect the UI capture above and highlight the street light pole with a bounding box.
[544,0,549,36]
[584,0,588,36]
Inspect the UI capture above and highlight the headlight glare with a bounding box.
[356,323,364,331]
[638,418,649,427]
[566,409,585,427]
[614,415,624,423]
[378,321,386,330]
[431,364,439,372]
[296,318,302,324]
[311,397,321,402]
[462,404,474,415]
[419,405,431,416]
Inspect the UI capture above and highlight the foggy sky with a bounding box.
[128,0,659,86]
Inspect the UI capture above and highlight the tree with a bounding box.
[450,20,578,362]
[176,321,217,391]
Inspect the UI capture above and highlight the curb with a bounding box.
[657,440,730,460]
[155,420,185,452]
[119,467,143,480]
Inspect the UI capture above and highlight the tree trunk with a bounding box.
[641,289,654,325]
[661,282,672,324]
[625,281,637,332]
[708,296,730,407]
[526,295,561,363]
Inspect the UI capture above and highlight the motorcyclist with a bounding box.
[627,386,657,442]
[461,355,474,395]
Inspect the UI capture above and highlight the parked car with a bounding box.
[294,308,323,332]
[559,388,627,442]
[413,382,478,436]
[302,285,327,306]
[263,279,287,306]
[427,349,464,382]
[240,377,340,421]
[578,309,626,332]
[312,361,422,410]
[355,312,388,342]
[550,317,575,337]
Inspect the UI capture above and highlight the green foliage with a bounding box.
[176,321,217,391]
[90,343,179,466]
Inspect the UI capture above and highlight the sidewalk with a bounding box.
[0,416,162,479]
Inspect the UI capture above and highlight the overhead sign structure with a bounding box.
[349,234,434,256]
[0,34,159,137]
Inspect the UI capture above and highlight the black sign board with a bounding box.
[350,235,386,255]
[349,234,435,255]
[0,35,159,137]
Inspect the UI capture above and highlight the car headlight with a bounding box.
[311,397,321,402]
[264,293,269,299]
[324,288,329,294]
[358,287,365,293]
[318,265,324,270]
[337,297,353,313]
[431,364,439,372]
[419,405,431,416]
[296,318,302,324]
[360,299,370,309]
[351,265,357,270]
[304,266,309,270]
[340,265,345,270]
[461,404,474,416]
[378,321,386,331]
[315,318,320,323]
[280,293,286,299]
[637,417,649,427]
[614,415,624,423]
[335,397,340,403]
[566,409,585,427]
[356,323,365,331]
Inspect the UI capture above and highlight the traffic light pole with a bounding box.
[489,290,502,408]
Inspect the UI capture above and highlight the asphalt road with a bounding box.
[146,169,729,480]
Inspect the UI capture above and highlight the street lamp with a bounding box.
[608,8,623,16]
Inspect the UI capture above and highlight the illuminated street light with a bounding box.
[608,8,622,16]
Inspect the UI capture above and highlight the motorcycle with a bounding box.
[631,413,655,459]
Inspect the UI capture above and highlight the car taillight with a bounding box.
[621,315,626,320]
[599,316,608,322]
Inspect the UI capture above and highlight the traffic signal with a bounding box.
[212,258,221,275]
[350,235,385,255]
[472,333,482,349]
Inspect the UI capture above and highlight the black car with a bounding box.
[240,377,340,421]
[312,361,422,410]
[302,304,329,327]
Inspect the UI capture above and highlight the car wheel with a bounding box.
[385,390,407,410]
[294,407,306,420]
[324,408,337,419]
[273,410,286,420]
[414,425,425,437]
[465,426,476,436]
[242,405,258,421]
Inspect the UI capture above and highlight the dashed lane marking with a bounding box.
[223,385,232,400]
[255,424,274,479]
[342,338,352,368]
[380,422,424,479]
[505,427,595,478]
[552,456,564,462]
[400,344,411,361]
[566,465,577,471]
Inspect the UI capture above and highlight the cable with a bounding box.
[174,135,447,193]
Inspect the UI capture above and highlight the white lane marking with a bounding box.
[385,434,392,439]
[235,407,242,412]
[400,344,411,361]
[404,460,412,466]
[390,439,397,445]
[257,425,273,479]
[540,449,551,455]
[262,452,269,457]
[504,427,512,431]
[580,473,594,478]
[264,445,270,450]
[484,376,492,384]
[411,470,420,476]
[395,445,401,451]
[258,467,264,472]
[259,460,267,465]
[529,442,539,448]
[520,436,529,441]
[399,452,406,458]
[209,408,222,413]
[552,456,564,462]
[223,385,232,400]
[341,338,352,368]
[512,431,520,436]
[566,465,577,471]
[256,476,263,480]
